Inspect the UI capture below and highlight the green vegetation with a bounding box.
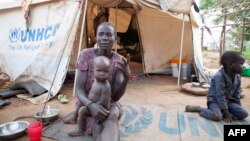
[200,0,250,59]
[229,41,250,60]
[243,51,250,60]
[202,51,209,57]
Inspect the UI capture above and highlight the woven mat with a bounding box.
[42,112,93,141]
[42,104,250,141]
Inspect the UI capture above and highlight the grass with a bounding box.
[202,51,209,58]
[243,51,250,60]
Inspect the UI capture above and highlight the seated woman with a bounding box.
[64,22,130,141]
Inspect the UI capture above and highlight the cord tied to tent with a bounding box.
[20,0,32,30]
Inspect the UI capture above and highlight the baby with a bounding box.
[68,56,111,136]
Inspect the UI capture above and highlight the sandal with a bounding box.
[0,100,11,108]
[58,94,69,104]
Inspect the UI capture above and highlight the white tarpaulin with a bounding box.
[0,0,82,103]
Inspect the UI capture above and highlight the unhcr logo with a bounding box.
[9,24,60,43]
[9,28,21,42]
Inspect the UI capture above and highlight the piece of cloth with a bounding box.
[200,102,248,121]
[84,102,123,135]
[207,68,241,110]
[10,80,47,97]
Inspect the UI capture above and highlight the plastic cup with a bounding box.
[27,122,43,141]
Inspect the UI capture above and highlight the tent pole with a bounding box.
[177,14,185,87]
[73,0,88,96]
[135,12,149,77]
[115,4,118,52]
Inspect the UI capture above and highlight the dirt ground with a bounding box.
[0,51,250,141]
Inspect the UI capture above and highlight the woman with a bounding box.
[65,22,130,141]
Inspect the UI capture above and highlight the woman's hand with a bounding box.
[88,103,110,122]
[116,57,131,78]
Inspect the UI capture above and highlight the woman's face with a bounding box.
[96,25,115,52]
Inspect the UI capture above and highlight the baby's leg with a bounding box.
[68,106,89,136]
[92,122,103,141]
[99,86,111,109]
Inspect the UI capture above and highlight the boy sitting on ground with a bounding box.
[186,51,248,123]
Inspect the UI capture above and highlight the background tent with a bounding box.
[0,0,208,103]
[0,0,83,103]
[71,0,208,84]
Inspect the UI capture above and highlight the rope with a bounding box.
[40,0,83,121]
[91,0,122,7]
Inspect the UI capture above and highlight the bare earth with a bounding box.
[0,51,249,141]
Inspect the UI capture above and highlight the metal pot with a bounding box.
[34,109,60,123]
[0,121,29,140]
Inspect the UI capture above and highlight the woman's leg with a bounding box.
[228,102,248,120]
[92,122,102,141]
[68,106,89,136]
[64,100,82,124]
[100,103,120,141]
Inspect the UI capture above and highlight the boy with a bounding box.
[68,56,111,136]
[186,51,248,123]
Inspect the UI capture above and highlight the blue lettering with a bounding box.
[28,29,36,42]
[44,26,53,39]
[187,115,220,137]
[36,28,44,41]
[10,24,60,43]
[21,30,27,42]
[159,113,186,135]
[52,24,60,36]
[121,105,138,126]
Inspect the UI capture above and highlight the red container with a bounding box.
[27,122,43,141]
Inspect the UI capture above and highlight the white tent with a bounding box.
[79,0,208,85]
[0,0,208,103]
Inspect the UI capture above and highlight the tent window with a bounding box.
[117,15,142,63]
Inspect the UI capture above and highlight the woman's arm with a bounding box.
[112,70,129,102]
[112,57,130,102]
[75,69,91,106]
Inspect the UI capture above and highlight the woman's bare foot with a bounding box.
[185,105,201,112]
[63,115,77,124]
[63,118,76,124]
[67,129,84,136]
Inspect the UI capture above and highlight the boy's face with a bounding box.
[94,63,109,82]
[231,56,245,74]
[96,25,115,52]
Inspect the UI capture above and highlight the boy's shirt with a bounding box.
[207,68,241,110]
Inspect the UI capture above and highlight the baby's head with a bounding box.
[93,56,110,82]
[220,51,245,75]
